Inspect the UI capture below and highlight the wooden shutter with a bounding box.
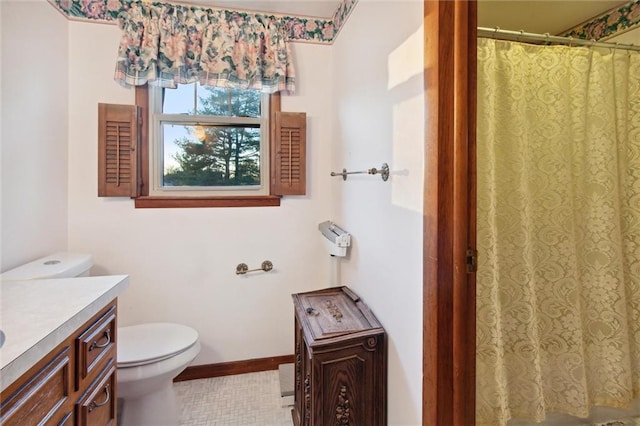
[98,103,140,197]
[271,112,306,196]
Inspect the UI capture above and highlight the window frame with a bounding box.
[134,85,282,208]
[149,85,270,197]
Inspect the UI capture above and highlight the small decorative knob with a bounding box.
[235,263,249,275]
[261,261,273,272]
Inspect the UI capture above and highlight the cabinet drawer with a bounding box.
[76,361,116,426]
[0,347,71,426]
[76,306,116,390]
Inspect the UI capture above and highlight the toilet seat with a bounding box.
[118,323,199,368]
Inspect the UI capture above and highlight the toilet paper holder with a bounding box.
[236,260,273,275]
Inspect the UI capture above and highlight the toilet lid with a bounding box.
[118,323,199,367]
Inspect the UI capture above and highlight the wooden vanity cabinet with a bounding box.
[292,287,387,426]
[0,300,119,426]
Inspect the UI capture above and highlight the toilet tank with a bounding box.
[0,253,93,281]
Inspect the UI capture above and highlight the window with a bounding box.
[149,84,270,197]
[97,85,306,208]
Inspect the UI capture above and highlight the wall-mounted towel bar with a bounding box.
[236,260,273,275]
[331,163,389,181]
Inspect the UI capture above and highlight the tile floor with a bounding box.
[173,372,640,426]
[174,370,294,426]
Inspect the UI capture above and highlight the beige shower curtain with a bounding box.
[476,38,640,425]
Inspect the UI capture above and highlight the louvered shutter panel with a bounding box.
[98,103,140,197]
[272,112,306,195]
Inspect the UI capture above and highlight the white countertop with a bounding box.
[0,275,129,392]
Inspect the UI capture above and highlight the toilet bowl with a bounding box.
[117,323,200,426]
[0,253,201,426]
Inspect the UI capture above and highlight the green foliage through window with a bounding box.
[159,85,264,188]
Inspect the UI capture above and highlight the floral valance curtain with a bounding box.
[114,2,295,93]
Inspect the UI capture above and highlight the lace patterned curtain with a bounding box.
[476,38,640,425]
[114,2,295,93]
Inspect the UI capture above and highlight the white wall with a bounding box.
[331,1,424,424]
[0,0,69,271]
[66,21,334,364]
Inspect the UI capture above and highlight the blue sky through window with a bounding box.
[161,84,202,172]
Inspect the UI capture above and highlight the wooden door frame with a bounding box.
[423,1,477,425]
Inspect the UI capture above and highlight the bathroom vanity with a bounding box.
[0,275,129,425]
[292,286,387,426]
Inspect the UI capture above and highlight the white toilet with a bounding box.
[0,252,200,426]
[117,322,200,426]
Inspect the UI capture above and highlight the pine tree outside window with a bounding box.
[149,84,270,197]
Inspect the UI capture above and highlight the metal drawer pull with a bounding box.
[89,329,111,351]
[89,384,110,412]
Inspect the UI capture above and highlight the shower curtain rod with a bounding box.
[478,26,640,52]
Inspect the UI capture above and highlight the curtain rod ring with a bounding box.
[611,42,619,55]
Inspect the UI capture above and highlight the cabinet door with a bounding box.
[76,362,116,426]
[58,411,74,425]
[0,347,71,426]
[312,342,384,426]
